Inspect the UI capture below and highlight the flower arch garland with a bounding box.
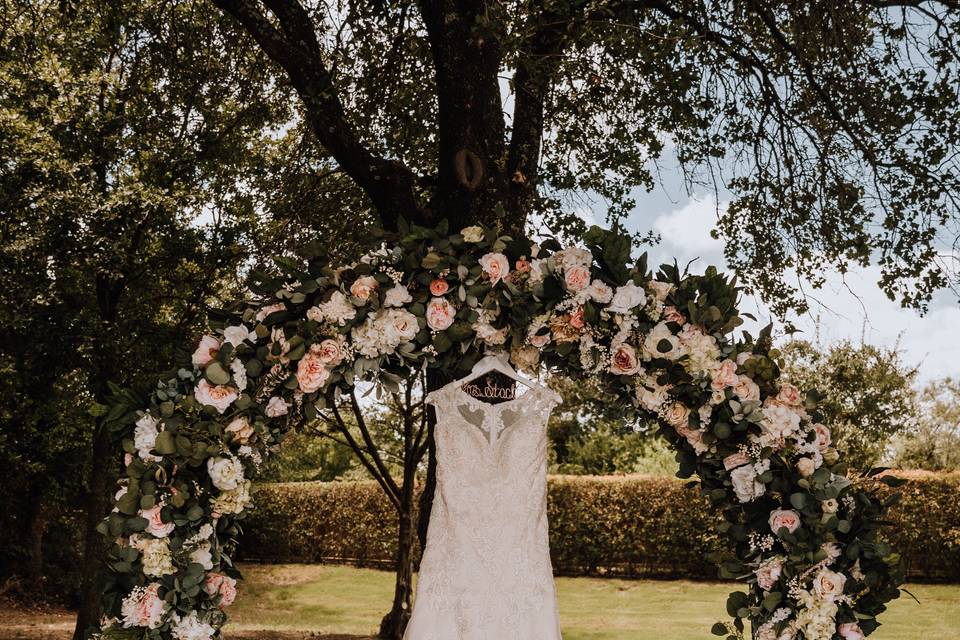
[94,222,903,640]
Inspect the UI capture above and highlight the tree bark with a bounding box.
[378,475,418,639]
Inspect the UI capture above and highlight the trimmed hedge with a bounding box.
[240,471,960,581]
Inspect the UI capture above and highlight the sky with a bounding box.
[595,185,960,385]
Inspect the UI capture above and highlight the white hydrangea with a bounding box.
[678,325,720,374]
[131,535,175,577]
[133,414,162,463]
[730,465,765,503]
[351,308,419,357]
[230,358,247,391]
[210,480,252,516]
[170,611,216,640]
[189,542,214,570]
[318,291,357,325]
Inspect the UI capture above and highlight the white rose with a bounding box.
[349,275,378,302]
[134,414,162,462]
[733,375,761,401]
[607,282,647,314]
[264,396,289,418]
[813,569,847,601]
[461,225,484,242]
[796,457,816,477]
[206,456,244,491]
[425,297,456,331]
[648,280,673,302]
[730,465,764,503]
[479,252,510,284]
[384,308,419,343]
[755,557,783,590]
[222,325,254,347]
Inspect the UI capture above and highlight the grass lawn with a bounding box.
[227,564,960,640]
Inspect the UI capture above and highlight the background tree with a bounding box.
[0,0,301,635]
[892,377,960,471]
[779,338,918,470]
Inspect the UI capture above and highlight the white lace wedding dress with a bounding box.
[403,379,564,640]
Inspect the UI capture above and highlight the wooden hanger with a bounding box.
[457,351,547,394]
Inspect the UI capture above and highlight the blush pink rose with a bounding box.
[194,380,237,414]
[350,275,378,302]
[296,352,330,394]
[662,305,686,325]
[479,252,510,284]
[610,343,641,375]
[838,622,865,640]
[813,423,832,450]
[191,335,221,369]
[777,383,802,406]
[131,582,166,626]
[225,416,255,444]
[768,509,802,535]
[723,452,750,470]
[569,307,585,329]
[429,278,449,296]
[514,258,531,273]
[796,457,816,477]
[755,557,783,591]
[564,265,591,291]
[203,573,238,608]
[711,359,739,390]
[425,297,456,330]
[733,375,761,402]
[311,338,344,365]
[139,504,175,538]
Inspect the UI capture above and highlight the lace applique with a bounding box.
[406,379,563,640]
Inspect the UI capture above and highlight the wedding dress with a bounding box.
[403,378,564,640]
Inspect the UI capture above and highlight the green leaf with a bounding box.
[154,431,176,455]
[205,361,231,385]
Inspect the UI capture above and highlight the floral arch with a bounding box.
[94,222,903,640]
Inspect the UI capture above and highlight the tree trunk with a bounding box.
[378,470,418,639]
[417,369,443,551]
[26,494,47,584]
[72,418,113,640]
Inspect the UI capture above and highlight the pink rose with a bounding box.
[225,416,255,444]
[768,509,802,535]
[777,383,802,407]
[564,265,591,291]
[813,569,847,600]
[264,396,289,418]
[139,504,175,538]
[350,275,378,302]
[610,343,641,375]
[711,359,739,391]
[296,352,330,394]
[204,573,238,608]
[569,307,585,329]
[130,582,166,627]
[662,306,686,325]
[255,302,285,322]
[755,557,783,591]
[194,379,238,414]
[191,335,221,369]
[813,423,832,450]
[723,452,750,471]
[838,622,865,640]
[312,338,344,365]
[479,252,510,284]
[733,375,761,401]
[425,297,456,330]
[665,402,691,428]
[515,258,531,273]
[429,278,449,296]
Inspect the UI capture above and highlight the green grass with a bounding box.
[228,564,960,640]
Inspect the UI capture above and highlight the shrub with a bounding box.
[241,472,960,581]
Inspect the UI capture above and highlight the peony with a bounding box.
[643,322,682,360]
[134,413,162,462]
[776,383,803,406]
[610,343,641,375]
[723,452,751,470]
[223,325,254,347]
[194,380,238,414]
[607,282,647,314]
[121,583,167,629]
[586,280,613,303]
[426,297,456,331]
[383,283,412,307]
[733,375,761,402]
[429,278,449,296]
[296,351,330,394]
[564,264,591,291]
[206,456,244,491]
[813,569,847,601]
[225,416,255,444]
[204,572,238,608]
[731,464,764,503]
[140,504,175,538]
[255,302,285,322]
[479,252,510,284]
[264,396,289,418]
[318,291,357,325]
[461,225,484,242]
[813,423,832,450]
[838,622,865,640]
[648,280,673,302]
[312,338,345,365]
[711,359,739,390]
[768,508,802,535]
[170,611,216,640]
[191,335,220,369]
[755,557,783,591]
